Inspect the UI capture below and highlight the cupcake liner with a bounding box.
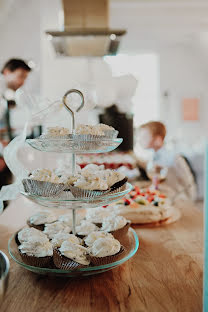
[103,130,119,139]
[15,233,21,246]
[27,220,45,231]
[53,248,88,270]
[68,185,110,199]
[22,179,66,197]
[57,190,75,200]
[110,222,131,241]
[19,251,53,268]
[39,134,70,140]
[90,246,125,266]
[110,177,128,192]
[72,134,105,141]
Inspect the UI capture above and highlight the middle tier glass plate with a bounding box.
[26,137,123,153]
[20,182,133,209]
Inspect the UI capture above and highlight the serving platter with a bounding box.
[8,228,139,277]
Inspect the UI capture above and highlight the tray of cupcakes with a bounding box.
[26,124,123,154]
[8,208,139,276]
[21,164,132,205]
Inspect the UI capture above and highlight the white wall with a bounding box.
[0,0,41,94]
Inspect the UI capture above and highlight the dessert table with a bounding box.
[0,196,203,312]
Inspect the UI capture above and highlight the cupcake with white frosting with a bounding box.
[101,215,130,241]
[22,168,66,197]
[27,210,58,231]
[76,220,99,238]
[88,237,124,265]
[41,126,70,138]
[58,213,85,226]
[17,227,49,245]
[53,241,90,270]
[85,207,112,227]
[84,231,114,247]
[18,234,53,267]
[51,233,81,248]
[43,221,71,239]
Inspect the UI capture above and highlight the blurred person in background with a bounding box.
[0,59,31,203]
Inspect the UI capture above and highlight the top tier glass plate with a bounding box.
[26,137,123,153]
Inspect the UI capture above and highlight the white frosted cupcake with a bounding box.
[17,227,48,245]
[41,127,70,138]
[85,207,112,227]
[27,210,58,231]
[89,237,124,265]
[53,241,90,270]
[18,235,53,267]
[76,221,99,238]
[84,231,114,247]
[43,221,71,239]
[51,233,81,248]
[101,215,130,241]
[58,213,85,226]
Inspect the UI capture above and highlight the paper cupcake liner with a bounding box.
[90,246,125,266]
[22,179,66,197]
[110,222,131,241]
[72,134,105,141]
[39,134,70,140]
[103,130,119,139]
[68,185,110,199]
[27,220,45,231]
[19,251,53,268]
[53,248,88,270]
[57,190,75,200]
[110,177,128,192]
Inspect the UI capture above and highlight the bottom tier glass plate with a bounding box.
[20,183,133,209]
[8,228,139,277]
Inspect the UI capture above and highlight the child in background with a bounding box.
[139,121,175,167]
[138,121,197,200]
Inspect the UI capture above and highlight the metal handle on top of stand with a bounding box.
[62,89,85,235]
[62,89,85,133]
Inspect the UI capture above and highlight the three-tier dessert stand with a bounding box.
[8,89,139,276]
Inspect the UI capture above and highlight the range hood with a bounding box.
[46,0,126,57]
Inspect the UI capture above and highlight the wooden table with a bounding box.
[0,196,203,312]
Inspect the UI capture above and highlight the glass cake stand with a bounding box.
[20,183,133,209]
[26,138,123,154]
[8,228,139,277]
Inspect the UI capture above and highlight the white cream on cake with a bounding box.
[101,215,128,232]
[18,237,53,257]
[59,241,90,265]
[18,227,49,244]
[85,207,112,224]
[84,231,114,247]
[29,210,57,225]
[51,233,81,248]
[108,187,174,224]
[89,237,121,257]
[76,221,98,236]
[43,221,71,239]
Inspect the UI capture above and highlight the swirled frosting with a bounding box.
[101,215,128,232]
[51,233,81,248]
[58,213,85,226]
[19,238,53,257]
[43,221,71,239]
[76,221,98,236]
[85,207,112,223]
[59,241,90,265]
[89,237,121,257]
[18,227,49,244]
[44,127,70,137]
[84,231,114,247]
[29,211,57,225]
